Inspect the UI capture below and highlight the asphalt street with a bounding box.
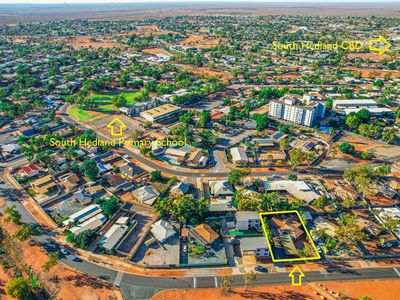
[2,172,400,300]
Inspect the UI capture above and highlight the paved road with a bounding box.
[2,171,400,299]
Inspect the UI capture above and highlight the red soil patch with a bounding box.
[342,66,400,79]
[180,34,224,48]
[347,52,389,62]
[151,280,400,300]
[64,36,123,50]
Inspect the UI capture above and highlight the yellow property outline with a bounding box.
[259,210,321,262]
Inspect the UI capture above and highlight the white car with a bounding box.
[60,248,69,255]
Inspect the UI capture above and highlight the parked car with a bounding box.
[298,170,307,174]
[254,265,268,273]
[60,248,70,255]
[71,256,82,262]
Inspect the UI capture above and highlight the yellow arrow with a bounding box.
[289,266,305,286]
[369,36,391,55]
[106,117,127,136]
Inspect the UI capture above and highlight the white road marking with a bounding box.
[394,268,400,277]
[193,277,197,288]
[114,271,124,286]
[214,277,218,288]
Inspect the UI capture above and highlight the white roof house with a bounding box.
[132,185,160,206]
[63,204,102,226]
[263,180,319,203]
[230,147,249,165]
[70,213,107,236]
[150,220,176,243]
[101,224,128,252]
[240,237,269,257]
[313,216,338,238]
[209,180,234,197]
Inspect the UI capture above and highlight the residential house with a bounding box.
[72,190,92,206]
[31,175,57,196]
[105,174,128,192]
[263,180,319,204]
[70,213,107,236]
[150,220,176,243]
[63,204,102,226]
[21,163,39,177]
[190,224,220,247]
[240,237,270,258]
[132,185,160,205]
[170,182,190,197]
[119,162,144,179]
[209,180,234,198]
[235,211,261,231]
[101,224,128,252]
[230,147,249,165]
[187,149,208,167]
[59,173,80,192]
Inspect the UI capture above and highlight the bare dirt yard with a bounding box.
[179,34,224,48]
[342,66,400,79]
[63,36,124,50]
[173,63,233,83]
[347,52,390,62]
[151,279,400,300]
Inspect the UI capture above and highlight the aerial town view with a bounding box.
[1,1,400,299]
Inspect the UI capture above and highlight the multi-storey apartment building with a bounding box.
[269,95,326,127]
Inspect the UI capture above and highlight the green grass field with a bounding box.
[68,91,141,122]
[91,91,141,113]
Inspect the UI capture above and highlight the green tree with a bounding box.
[80,160,99,181]
[338,142,355,155]
[243,271,257,291]
[13,224,32,241]
[288,174,298,181]
[228,169,249,186]
[382,129,396,144]
[150,170,163,182]
[74,230,96,249]
[356,109,371,123]
[336,214,366,244]
[43,252,59,272]
[252,114,269,131]
[313,196,328,209]
[345,113,361,130]
[5,277,31,300]
[220,275,233,293]
[112,93,127,108]
[101,197,120,218]
[289,149,306,169]
[4,205,21,225]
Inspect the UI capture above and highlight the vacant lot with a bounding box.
[342,66,400,78]
[64,36,124,50]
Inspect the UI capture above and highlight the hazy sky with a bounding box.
[1,0,398,4]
